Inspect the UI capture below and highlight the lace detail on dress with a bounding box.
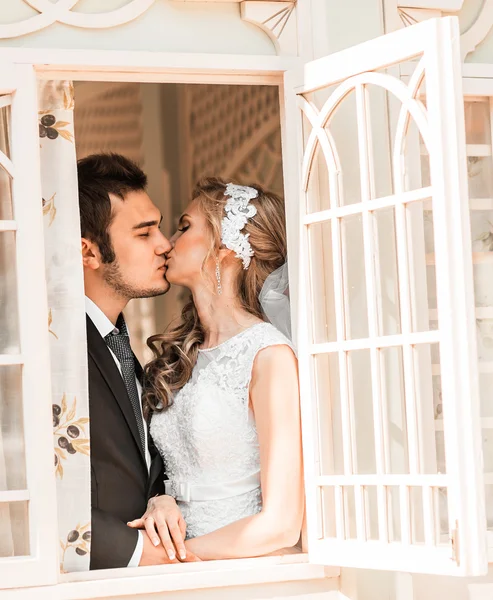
[150,322,294,539]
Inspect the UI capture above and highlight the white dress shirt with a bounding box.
[85,296,149,567]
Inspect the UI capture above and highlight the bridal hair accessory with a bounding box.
[221,183,258,270]
[259,262,292,341]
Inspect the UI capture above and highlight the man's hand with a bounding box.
[128,495,193,561]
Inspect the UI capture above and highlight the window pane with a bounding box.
[365,485,379,541]
[349,349,375,474]
[307,221,337,344]
[0,501,30,557]
[0,366,26,490]
[326,90,361,206]
[343,486,357,539]
[314,352,343,475]
[407,199,437,333]
[303,125,331,214]
[381,346,409,474]
[414,342,442,475]
[464,100,491,145]
[376,207,401,336]
[0,166,12,222]
[342,213,368,339]
[0,102,12,221]
[0,231,20,354]
[387,486,401,543]
[468,156,493,199]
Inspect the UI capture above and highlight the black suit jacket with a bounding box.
[87,315,165,570]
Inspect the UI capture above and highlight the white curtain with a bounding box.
[38,81,91,572]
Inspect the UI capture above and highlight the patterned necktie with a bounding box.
[104,314,146,453]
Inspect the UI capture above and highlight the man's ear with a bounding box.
[81,238,101,271]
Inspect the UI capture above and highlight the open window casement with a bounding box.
[285,16,488,576]
[0,64,58,588]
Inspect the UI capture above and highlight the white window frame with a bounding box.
[283,16,487,577]
[0,19,489,594]
[0,49,336,599]
[398,61,493,568]
[0,63,59,588]
[452,69,493,566]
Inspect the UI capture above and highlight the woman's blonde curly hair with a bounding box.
[142,176,287,418]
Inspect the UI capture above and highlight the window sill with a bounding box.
[4,553,337,600]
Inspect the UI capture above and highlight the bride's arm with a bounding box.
[184,344,303,561]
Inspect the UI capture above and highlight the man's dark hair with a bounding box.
[77,153,147,263]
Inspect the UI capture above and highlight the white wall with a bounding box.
[0,0,275,55]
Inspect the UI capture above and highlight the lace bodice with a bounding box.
[150,322,294,539]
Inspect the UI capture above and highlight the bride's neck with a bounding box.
[192,285,260,349]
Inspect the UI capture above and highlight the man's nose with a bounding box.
[156,231,172,254]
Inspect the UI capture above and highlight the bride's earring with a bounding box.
[215,258,222,295]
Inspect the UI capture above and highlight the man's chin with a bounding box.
[132,282,170,299]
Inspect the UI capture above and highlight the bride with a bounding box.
[129,177,303,561]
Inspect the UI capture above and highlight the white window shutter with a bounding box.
[0,63,58,588]
[284,16,487,576]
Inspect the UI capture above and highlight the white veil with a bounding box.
[259,262,292,341]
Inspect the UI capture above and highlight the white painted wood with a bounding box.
[311,330,440,353]
[460,0,493,60]
[469,198,493,210]
[465,144,492,157]
[0,0,156,39]
[0,0,294,57]
[0,555,335,600]
[0,221,17,232]
[418,16,486,573]
[435,418,493,431]
[426,252,493,265]
[389,0,493,61]
[0,95,11,109]
[0,63,58,588]
[432,362,493,375]
[397,0,463,8]
[303,187,433,223]
[0,354,23,365]
[317,474,448,486]
[291,22,448,96]
[309,538,463,575]
[469,583,493,600]
[0,150,15,177]
[430,307,493,320]
[0,48,297,80]
[282,68,323,547]
[241,2,298,56]
[0,490,30,503]
[286,16,487,575]
[395,572,414,600]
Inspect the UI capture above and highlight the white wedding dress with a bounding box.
[150,322,294,539]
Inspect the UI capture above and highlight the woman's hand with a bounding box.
[128,494,188,561]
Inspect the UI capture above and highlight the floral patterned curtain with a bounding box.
[38,81,91,572]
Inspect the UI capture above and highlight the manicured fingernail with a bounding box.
[169,552,175,560]
[153,539,159,546]
[180,552,186,560]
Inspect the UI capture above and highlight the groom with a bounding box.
[79,153,181,569]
